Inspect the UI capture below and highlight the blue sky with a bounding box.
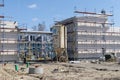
[1,0,120,31]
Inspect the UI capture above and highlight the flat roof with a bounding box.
[56,16,75,25]
[56,16,108,25]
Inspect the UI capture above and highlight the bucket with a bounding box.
[15,64,19,71]
[26,62,30,68]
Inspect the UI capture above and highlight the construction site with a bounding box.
[1,0,120,80]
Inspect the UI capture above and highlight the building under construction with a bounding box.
[0,0,19,61]
[0,0,54,62]
[0,22,53,61]
[1,0,120,61]
[18,31,53,61]
[0,20,20,61]
[52,10,120,60]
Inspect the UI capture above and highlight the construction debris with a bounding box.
[1,0,120,80]
[0,62,120,80]
[29,67,43,74]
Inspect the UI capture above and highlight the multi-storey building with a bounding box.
[0,20,53,61]
[52,11,120,60]
[18,31,53,60]
[0,21,19,61]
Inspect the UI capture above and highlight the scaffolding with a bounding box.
[18,31,53,61]
[54,10,120,60]
[75,10,115,59]
[0,0,20,61]
[0,0,4,61]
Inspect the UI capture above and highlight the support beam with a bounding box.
[74,10,113,16]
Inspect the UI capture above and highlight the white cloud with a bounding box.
[28,4,37,9]
[32,18,39,22]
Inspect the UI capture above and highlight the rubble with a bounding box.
[0,62,120,80]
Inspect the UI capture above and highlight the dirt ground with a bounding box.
[0,61,120,80]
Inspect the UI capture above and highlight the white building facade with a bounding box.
[0,21,19,61]
[56,14,120,60]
